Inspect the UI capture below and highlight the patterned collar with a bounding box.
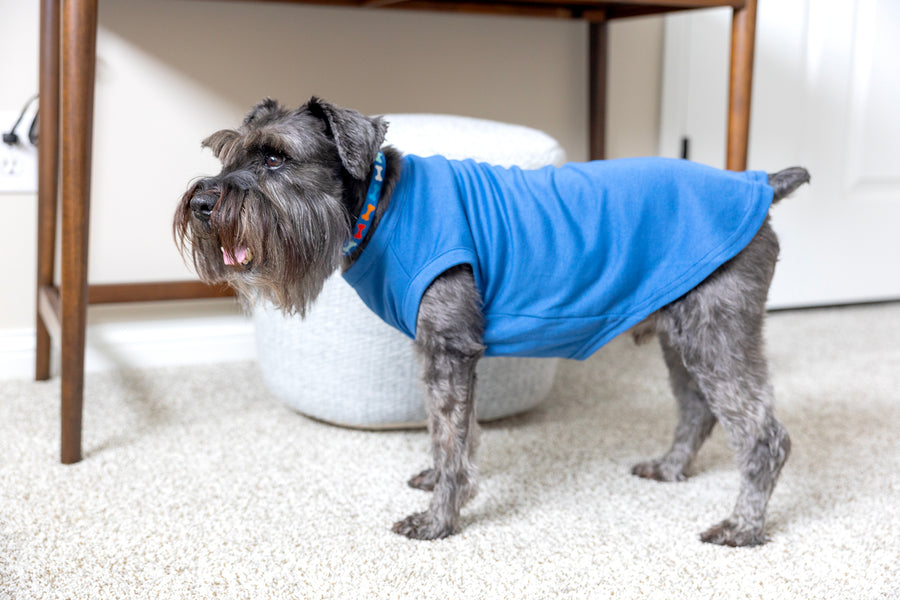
[342,151,386,256]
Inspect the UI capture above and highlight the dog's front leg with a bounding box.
[393,265,485,540]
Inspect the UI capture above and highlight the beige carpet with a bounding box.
[2,304,899,599]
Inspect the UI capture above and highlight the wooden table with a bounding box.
[36,0,759,464]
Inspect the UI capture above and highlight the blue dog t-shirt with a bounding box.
[342,155,774,360]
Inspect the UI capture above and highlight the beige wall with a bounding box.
[0,0,662,331]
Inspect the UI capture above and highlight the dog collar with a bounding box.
[342,151,386,256]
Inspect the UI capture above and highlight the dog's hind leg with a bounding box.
[655,223,791,546]
[632,332,718,482]
[393,265,485,540]
[686,351,790,547]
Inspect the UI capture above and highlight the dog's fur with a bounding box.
[175,98,810,546]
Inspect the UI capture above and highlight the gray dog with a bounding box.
[175,98,810,546]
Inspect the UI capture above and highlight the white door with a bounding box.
[659,0,900,308]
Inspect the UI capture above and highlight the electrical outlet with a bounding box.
[0,109,38,194]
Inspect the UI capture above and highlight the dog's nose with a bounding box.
[190,192,218,222]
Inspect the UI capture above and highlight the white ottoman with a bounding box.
[252,114,566,428]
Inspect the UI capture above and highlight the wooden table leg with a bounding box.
[588,20,608,161]
[59,0,98,465]
[726,0,758,171]
[36,0,61,382]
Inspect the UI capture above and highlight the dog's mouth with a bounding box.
[222,245,253,267]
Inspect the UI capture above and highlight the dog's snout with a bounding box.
[190,191,218,222]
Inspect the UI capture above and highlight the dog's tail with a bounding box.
[769,167,810,203]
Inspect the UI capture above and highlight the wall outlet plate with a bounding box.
[0,110,38,194]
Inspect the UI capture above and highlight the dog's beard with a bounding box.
[175,178,348,316]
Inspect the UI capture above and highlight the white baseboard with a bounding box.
[0,316,257,381]
[0,329,40,381]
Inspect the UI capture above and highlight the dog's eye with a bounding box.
[264,152,285,170]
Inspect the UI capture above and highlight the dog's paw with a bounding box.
[408,468,438,491]
[392,511,455,540]
[700,519,769,547]
[631,459,687,482]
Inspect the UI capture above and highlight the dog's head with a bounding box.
[174,97,387,314]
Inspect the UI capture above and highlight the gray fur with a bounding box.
[175,97,810,546]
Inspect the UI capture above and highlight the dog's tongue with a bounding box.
[222,246,248,266]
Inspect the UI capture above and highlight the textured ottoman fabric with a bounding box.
[253,114,566,428]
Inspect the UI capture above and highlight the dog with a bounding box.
[175,97,810,546]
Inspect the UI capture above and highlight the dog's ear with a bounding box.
[305,97,387,181]
[201,129,240,161]
[244,98,286,127]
